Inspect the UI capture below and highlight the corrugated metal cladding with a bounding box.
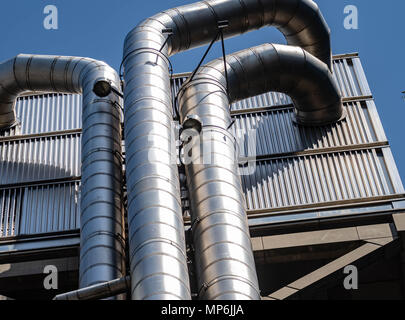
[0,54,404,239]
[0,94,82,237]
[171,54,404,220]
[0,182,80,237]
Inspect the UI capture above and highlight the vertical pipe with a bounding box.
[178,43,342,299]
[179,80,260,300]
[0,55,126,297]
[123,0,334,299]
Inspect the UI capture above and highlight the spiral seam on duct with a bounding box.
[177,42,342,300]
[0,55,126,296]
[123,0,333,300]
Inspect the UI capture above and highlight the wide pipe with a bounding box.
[0,55,126,295]
[184,43,343,126]
[123,0,332,300]
[177,43,342,300]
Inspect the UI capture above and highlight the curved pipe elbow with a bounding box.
[180,43,343,126]
[0,54,125,292]
[0,54,120,129]
[124,0,331,69]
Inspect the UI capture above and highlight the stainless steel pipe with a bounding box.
[123,0,332,300]
[54,276,130,300]
[181,43,343,127]
[0,55,126,295]
[178,43,342,300]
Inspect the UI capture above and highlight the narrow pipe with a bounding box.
[178,43,342,300]
[0,55,126,295]
[123,0,332,300]
[53,276,130,300]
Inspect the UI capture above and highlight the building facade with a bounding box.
[0,53,405,299]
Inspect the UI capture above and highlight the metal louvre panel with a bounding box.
[8,69,371,138]
[171,56,370,114]
[0,182,80,237]
[240,149,395,211]
[0,134,81,185]
[332,57,371,97]
[177,43,343,300]
[0,56,370,138]
[0,94,82,237]
[0,188,22,237]
[0,54,126,292]
[19,182,80,235]
[231,92,292,111]
[172,76,293,112]
[16,94,81,135]
[233,101,380,158]
[17,94,82,134]
[1,55,402,240]
[0,125,19,137]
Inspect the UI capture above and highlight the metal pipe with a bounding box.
[123,0,332,300]
[0,55,126,295]
[181,43,343,126]
[177,43,342,300]
[54,276,130,300]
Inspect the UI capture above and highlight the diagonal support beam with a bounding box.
[264,236,395,300]
[393,213,405,296]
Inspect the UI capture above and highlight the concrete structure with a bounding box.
[0,52,404,299]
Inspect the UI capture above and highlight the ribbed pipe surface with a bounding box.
[123,47,191,299]
[123,0,332,300]
[178,43,341,300]
[0,55,125,294]
[189,43,343,126]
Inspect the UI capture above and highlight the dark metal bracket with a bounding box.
[188,20,229,86]
[174,20,230,120]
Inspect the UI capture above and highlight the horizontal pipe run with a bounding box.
[53,276,130,300]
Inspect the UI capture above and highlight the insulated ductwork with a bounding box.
[0,55,126,295]
[54,276,130,300]
[177,43,342,300]
[123,0,333,300]
[182,43,343,126]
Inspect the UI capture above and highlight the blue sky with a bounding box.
[1,0,404,182]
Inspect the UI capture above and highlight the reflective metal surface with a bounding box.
[0,54,404,299]
[177,43,342,300]
[0,133,81,184]
[181,43,342,126]
[241,149,397,211]
[172,53,405,222]
[123,0,332,300]
[1,55,402,238]
[0,55,125,293]
[0,93,82,136]
[54,276,130,300]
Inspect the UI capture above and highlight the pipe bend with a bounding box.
[123,0,335,301]
[124,0,331,68]
[0,54,125,296]
[181,43,343,126]
[0,55,120,129]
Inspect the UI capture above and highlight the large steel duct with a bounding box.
[123,0,333,300]
[0,55,126,295]
[177,43,342,300]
